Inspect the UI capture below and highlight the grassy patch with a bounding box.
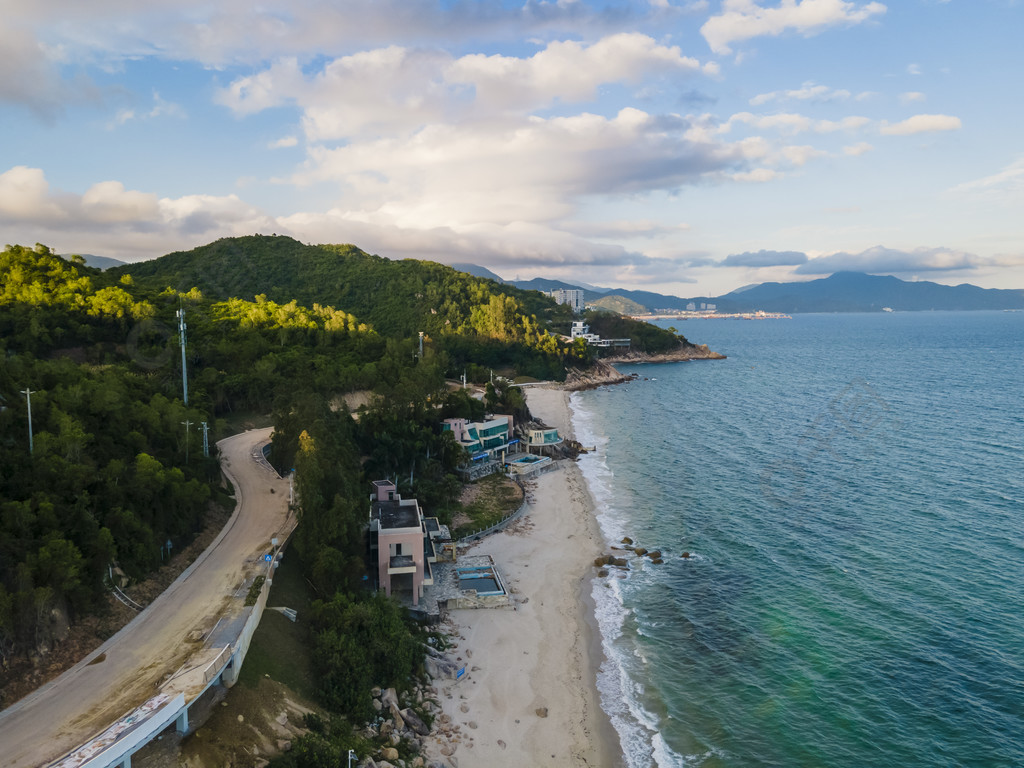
[237,550,317,701]
[453,473,524,538]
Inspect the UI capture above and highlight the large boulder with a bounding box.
[381,688,400,710]
[389,703,405,732]
[381,747,400,762]
[425,655,461,680]
[401,708,431,736]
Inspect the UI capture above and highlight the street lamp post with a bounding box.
[182,419,193,463]
[347,749,356,767]
[21,388,36,455]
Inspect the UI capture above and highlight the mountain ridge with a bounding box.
[492,269,1024,313]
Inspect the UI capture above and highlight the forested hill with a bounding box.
[112,235,564,340]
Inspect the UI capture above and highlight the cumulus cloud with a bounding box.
[794,245,1000,274]
[216,34,717,141]
[900,91,926,104]
[0,166,276,258]
[292,108,745,229]
[701,0,887,54]
[722,249,808,267]
[879,113,961,135]
[269,135,299,149]
[448,33,715,110]
[0,166,68,221]
[81,181,160,222]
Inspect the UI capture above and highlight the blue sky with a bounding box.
[2,0,1022,297]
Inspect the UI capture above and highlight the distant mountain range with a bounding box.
[450,265,1024,313]
[69,254,126,270]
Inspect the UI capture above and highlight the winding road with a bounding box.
[0,428,291,768]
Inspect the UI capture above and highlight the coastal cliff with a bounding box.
[564,344,726,391]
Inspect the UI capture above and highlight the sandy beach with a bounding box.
[424,386,621,767]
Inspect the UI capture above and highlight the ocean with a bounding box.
[571,311,1024,768]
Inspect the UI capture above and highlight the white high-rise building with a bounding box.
[548,288,585,313]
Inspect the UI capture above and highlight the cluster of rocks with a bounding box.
[358,682,464,768]
[593,536,689,577]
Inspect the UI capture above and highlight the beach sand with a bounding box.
[424,386,621,767]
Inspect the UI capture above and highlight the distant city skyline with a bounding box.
[2,1,1022,296]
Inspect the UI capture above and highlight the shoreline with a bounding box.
[565,345,726,391]
[425,385,622,767]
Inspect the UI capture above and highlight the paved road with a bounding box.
[0,428,291,768]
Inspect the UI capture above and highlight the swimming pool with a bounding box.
[456,565,505,596]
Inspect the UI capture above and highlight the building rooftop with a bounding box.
[374,500,421,530]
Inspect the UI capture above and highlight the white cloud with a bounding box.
[0,24,95,117]
[900,91,926,104]
[907,63,922,75]
[216,34,716,142]
[793,244,1020,274]
[948,158,1024,202]
[814,116,870,132]
[731,168,779,182]
[106,91,185,128]
[269,135,299,149]
[0,166,275,250]
[81,181,160,222]
[215,57,307,116]
[0,166,68,221]
[750,81,851,105]
[724,111,812,134]
[879,113,961,135]
[701,0,887,54]
[293,108,743,229]
[781,144,827,166]
[448,33,713,110]
[842,141,874,155]
[7,0,657,71]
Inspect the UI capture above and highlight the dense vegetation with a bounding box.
[585,309,697,354]
[0,245,218,668]
[111,235,588,381]
[2,235,699,743]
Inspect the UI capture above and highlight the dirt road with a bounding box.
[0,428,291,768]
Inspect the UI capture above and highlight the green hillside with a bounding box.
[590,294,648,315]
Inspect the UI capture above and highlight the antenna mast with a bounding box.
[177,301,189,405]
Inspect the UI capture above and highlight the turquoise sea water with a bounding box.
[572,311,1024,768]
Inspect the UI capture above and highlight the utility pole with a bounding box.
[177,302,189,405]
[418,330,424,358]
[201,421,209,458]
[21,388,36,455]
[462,370,467,389]
[182,419,193,463]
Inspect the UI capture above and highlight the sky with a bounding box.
[2,0,1023,298]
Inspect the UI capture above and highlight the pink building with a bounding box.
[368,480,440,607]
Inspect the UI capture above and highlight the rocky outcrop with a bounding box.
[563,344,725,391]
[603,343,726,364]
[563,359,634,391]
